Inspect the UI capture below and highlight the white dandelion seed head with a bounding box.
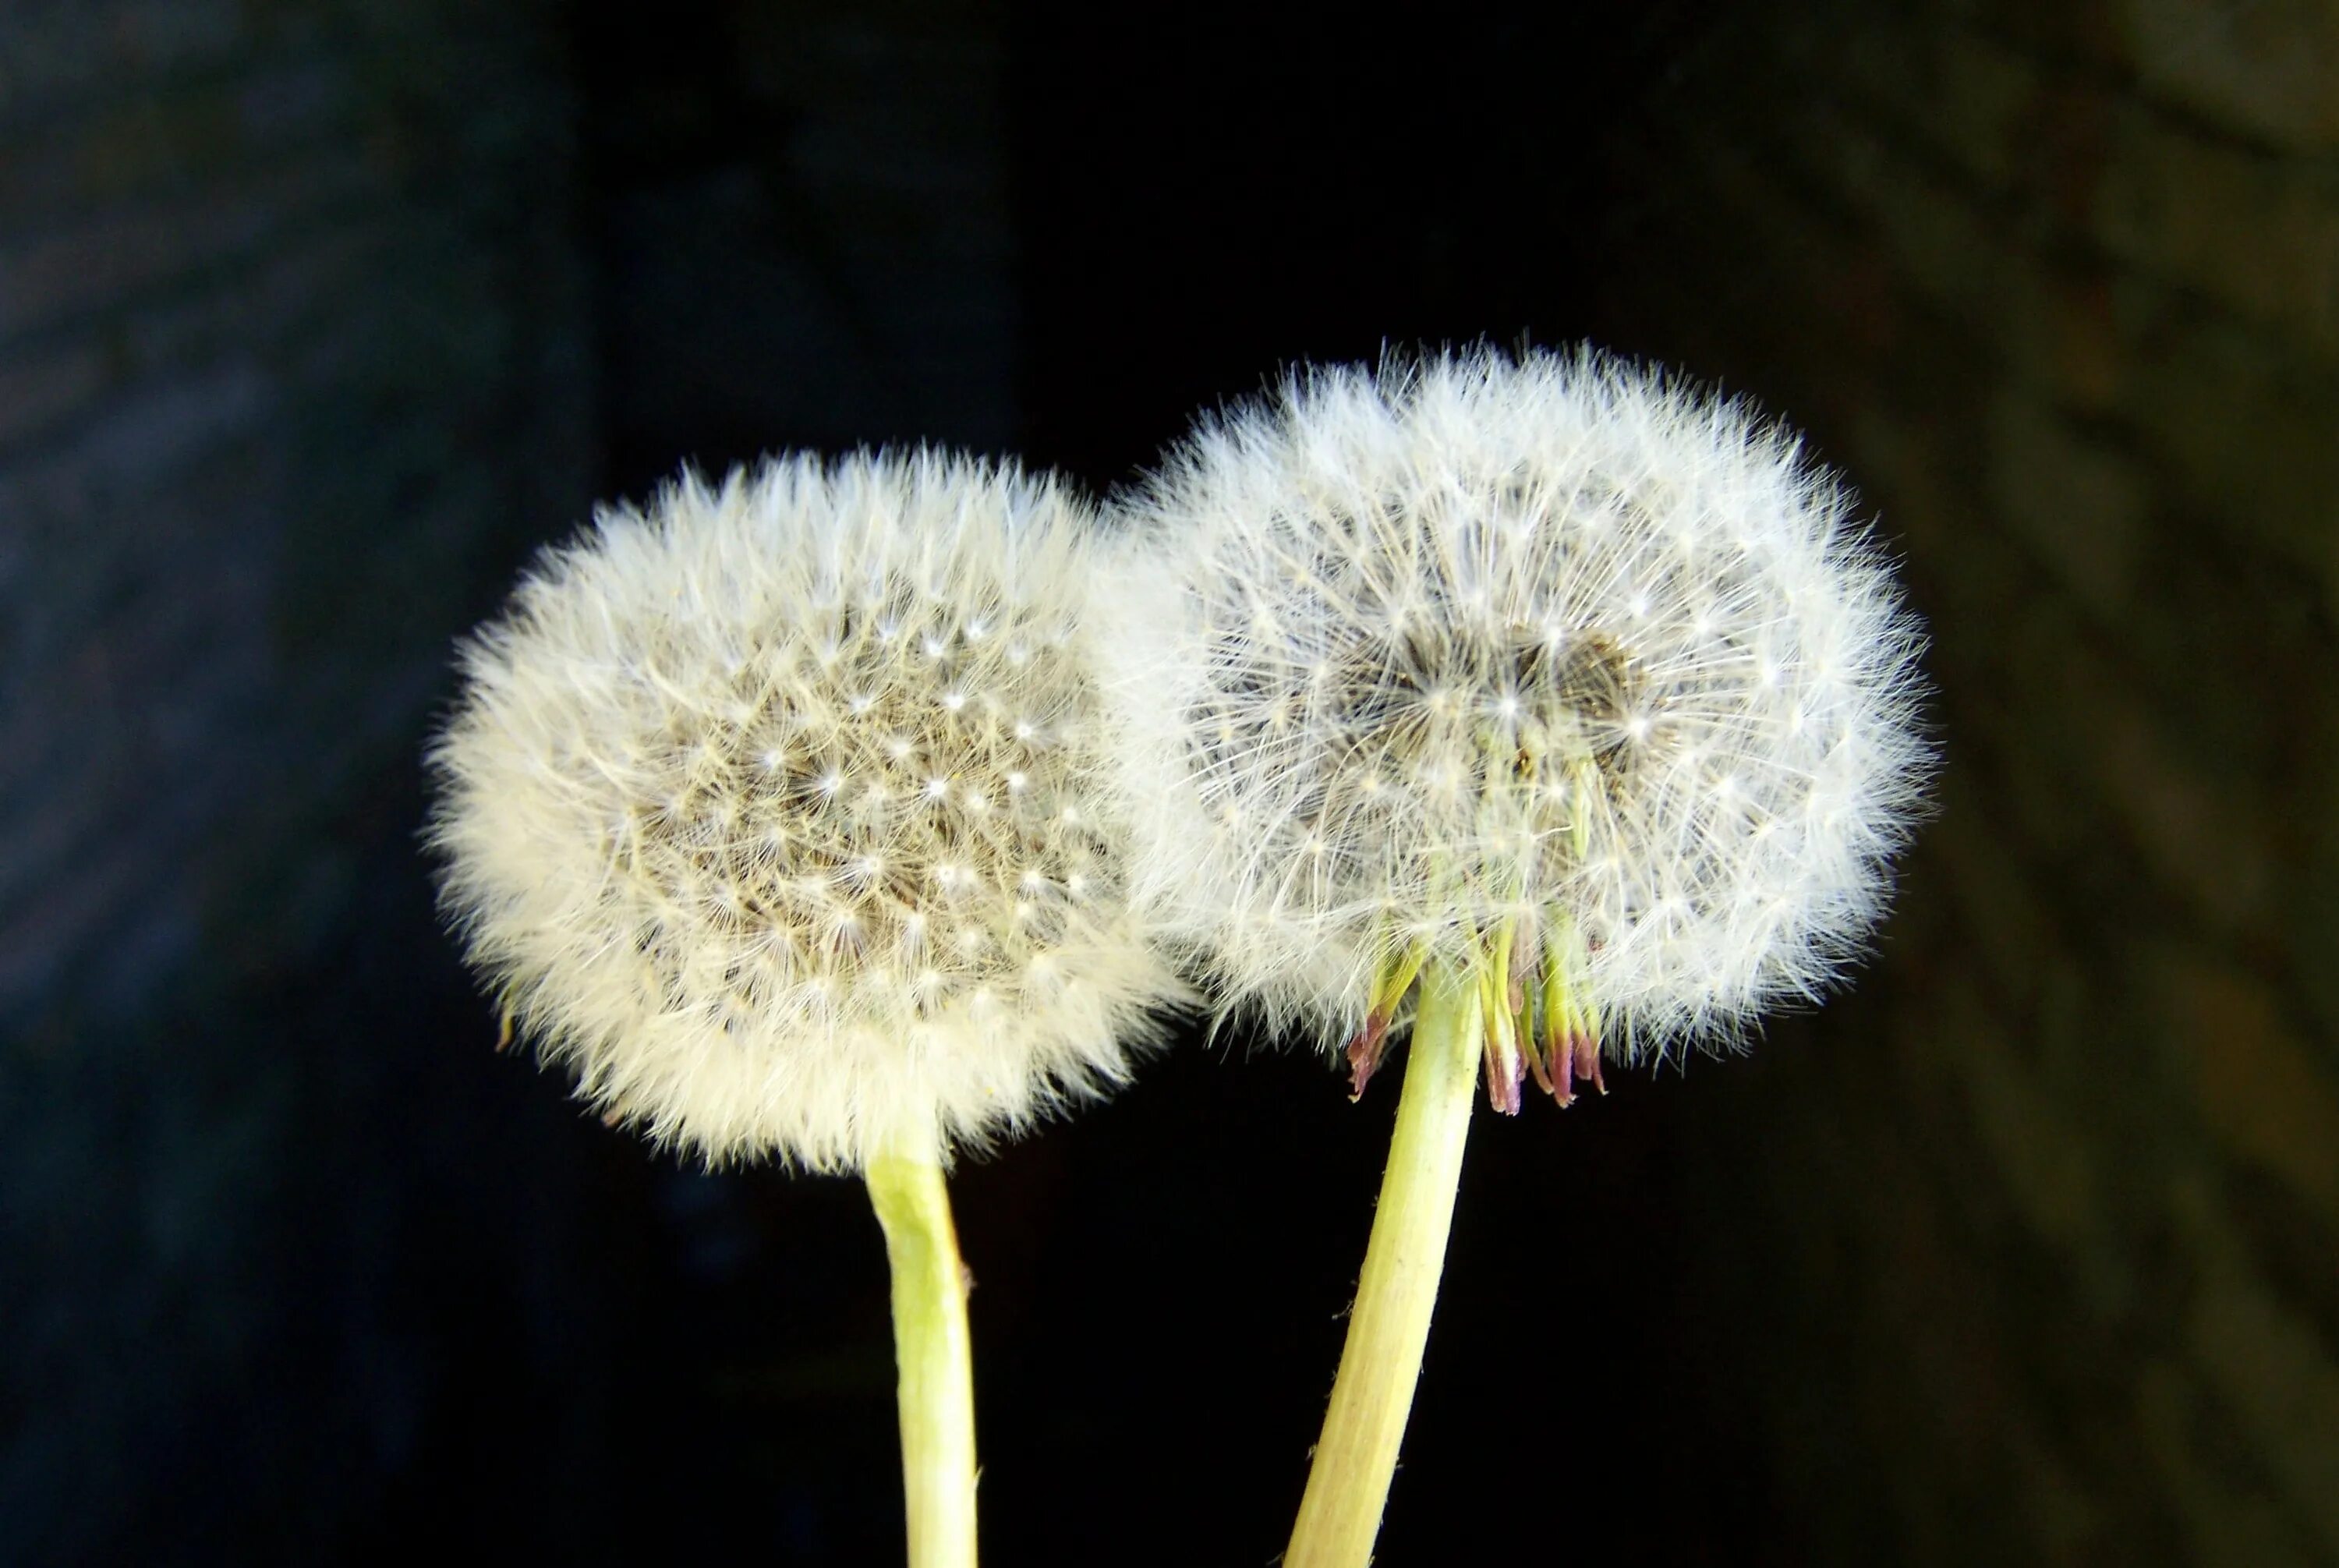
[1096,347,1931,1070]
[427,451,1183,1170]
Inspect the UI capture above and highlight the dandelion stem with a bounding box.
[865,1147,978,1568]
[1286,963,1481,1568]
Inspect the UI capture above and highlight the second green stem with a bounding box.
[1284,963,1482,1568]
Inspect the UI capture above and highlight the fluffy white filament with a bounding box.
[430,452,1180,1169]
[1098,348,1931,1067]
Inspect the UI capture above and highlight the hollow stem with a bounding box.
[865,1146,978,1568]
[1285,962,1482,1568]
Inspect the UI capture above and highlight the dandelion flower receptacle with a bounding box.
[1100,348,1931,1568]
[430,451,1184,1568]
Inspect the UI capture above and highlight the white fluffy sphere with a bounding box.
[430,452,1182,1168]
[1099,349,1930,1101]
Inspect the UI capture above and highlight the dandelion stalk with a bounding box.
[1286,964,1481,1568]
[866,1146,978,1568]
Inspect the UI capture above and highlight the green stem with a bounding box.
[1285,964,1481,1568]
[865,1147,978,1568]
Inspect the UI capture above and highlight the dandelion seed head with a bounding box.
[1097,347,1931,1074]
[428,451,1181,1170]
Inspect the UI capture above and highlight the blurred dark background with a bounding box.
[5,0,2337,1563]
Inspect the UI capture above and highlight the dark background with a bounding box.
[7,1,2337,1563]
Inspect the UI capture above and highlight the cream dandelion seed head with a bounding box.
[1099,347,1931,1110]
[429,451,1182,1170]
